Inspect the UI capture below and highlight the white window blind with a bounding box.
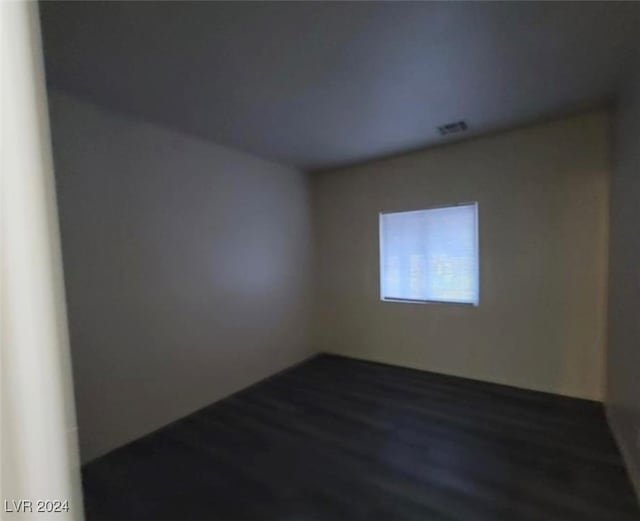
[379,203,479,305]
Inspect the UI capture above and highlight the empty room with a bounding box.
[3,1,640,520]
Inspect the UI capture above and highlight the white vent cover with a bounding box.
[437,121,468,136]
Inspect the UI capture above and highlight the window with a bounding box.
[379,203,479,305]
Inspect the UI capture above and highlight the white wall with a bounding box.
[607,66,640,498]
[312,112,610,401]
[1,5,82,519]
[48,91,314,462]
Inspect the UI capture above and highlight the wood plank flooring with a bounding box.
[82,354,640,520]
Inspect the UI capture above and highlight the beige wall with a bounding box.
[48,92,314,463]
[312,112,609,401]
[607,66,640,498]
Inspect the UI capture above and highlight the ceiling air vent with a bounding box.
[437,120,468,136]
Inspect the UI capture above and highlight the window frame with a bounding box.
[378,201,479,306]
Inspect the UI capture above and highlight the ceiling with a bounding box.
[40,1,640,171]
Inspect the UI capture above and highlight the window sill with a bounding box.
[381,297,478,307]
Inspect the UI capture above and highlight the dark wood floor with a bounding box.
[83,354,639,521]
